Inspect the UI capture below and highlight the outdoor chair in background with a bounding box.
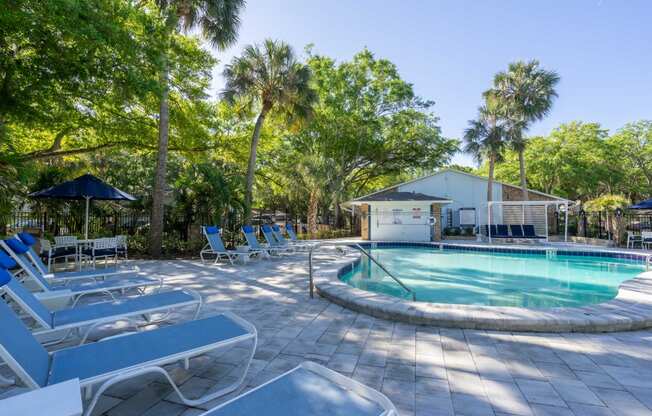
[241,225,275,258]
[627,231,643,249]
[201,226,242,265]
[116,235,128,260]
[261,224,295,254]
[272,224,314,251]
[285,222,319,244]
[522,225,546,239]
[49,236,79,271]
[509,224,525,238]
[642,231,652,249]
[8,235,135,283]
[82,237,118,268]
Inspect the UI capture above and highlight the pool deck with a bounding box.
[2,249,652,415]
[316,241,652,332]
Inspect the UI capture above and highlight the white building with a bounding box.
[345,169,569,241]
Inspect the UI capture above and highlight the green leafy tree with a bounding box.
[222,39,318,223]
[148,0,244,256]
[487,60,560,200]
[463,97,507,202]
[286,49,457,225]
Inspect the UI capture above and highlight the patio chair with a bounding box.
[0,248,162,304]
[261,224,295,254]
[495,224,510,238]
[241,225,275,257]
[199,361,397,416]
[523,224,546,239]
[201,226,242,265]
[0,266,202,345]
[37,237,76,272]
[509,224,525,238]
[51,235,84,270]
[81,237,118,268]
[626,231,642,249]
[286,222,318,244]
[641,231,652,249]
[8,235,134,283]
[272,224,314,251]
[0,280,257,416]
[116,235,128,260]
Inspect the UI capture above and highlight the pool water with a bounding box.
[339,248,645,308]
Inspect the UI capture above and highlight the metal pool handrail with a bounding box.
[308,242,416,301]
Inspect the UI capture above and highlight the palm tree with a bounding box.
[463,97,507,203]
[149,0,245,257]
[222,39,317,223]
[488,60,560,200]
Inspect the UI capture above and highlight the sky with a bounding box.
[206,0,652,166]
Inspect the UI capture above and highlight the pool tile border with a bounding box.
[314,242,652,332]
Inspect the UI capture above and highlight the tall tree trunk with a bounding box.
[487,152,495,203]
[308,189,319,237]
[519,149,528,201]
[244,105,270,224]
[149,55,170,257]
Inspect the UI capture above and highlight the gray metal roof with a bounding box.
[353,191,450,203]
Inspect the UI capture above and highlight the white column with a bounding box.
[84,196,91,240]
[487,202,492,244]
[564,202,569,242]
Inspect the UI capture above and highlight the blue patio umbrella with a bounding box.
[629,198,652,210]
[29,174,136,239]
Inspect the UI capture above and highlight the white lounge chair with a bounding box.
[0,283,257,416]
[0,267,201,344]
[200,226,242,265]
[200,361,397,416]
[5,236,135,283]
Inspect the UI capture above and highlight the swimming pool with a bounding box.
[339,247,646,308]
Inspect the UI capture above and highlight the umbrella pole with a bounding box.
[84,196,90,240]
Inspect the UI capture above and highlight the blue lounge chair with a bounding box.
[8,235,135,282]
[509,224,525,238]
[285,222,318,244]
[272,224,313,251]
[261,224,295,254]
[0,265,202,344]
[0,273,257,416]
[523,224,546,239]
[241,225,275,257]
[200,226,242,265]
[495,224,510,238]
[200,361,397,416]
[0,248,161,304]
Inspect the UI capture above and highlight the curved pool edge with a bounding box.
[313,243,652,333]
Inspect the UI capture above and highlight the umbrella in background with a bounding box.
[29,174,137,239]
[629,198,652,210]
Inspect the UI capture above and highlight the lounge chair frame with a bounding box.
[200,226,244,265]
[1,278,202,345]
[0,308,257,416]
[2,239,157,302]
